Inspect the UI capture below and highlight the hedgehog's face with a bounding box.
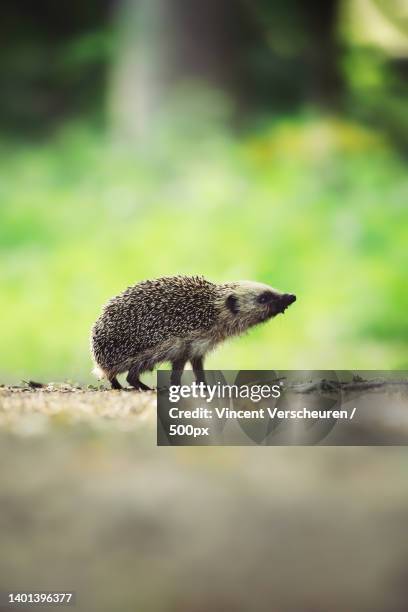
[224,281,296,327]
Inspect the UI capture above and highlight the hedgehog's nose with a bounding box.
[275,293,296,314]
[282,293,296,306]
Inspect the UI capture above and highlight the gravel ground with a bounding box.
[1,384,408,612]
[0,384,156,433]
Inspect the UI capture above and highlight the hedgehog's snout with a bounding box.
[277,293,296,313]
[257,290,296,319]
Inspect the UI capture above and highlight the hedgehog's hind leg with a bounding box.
[109,375,123,390]
[126,365,152,391]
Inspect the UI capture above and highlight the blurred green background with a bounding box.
[1,0,407,383]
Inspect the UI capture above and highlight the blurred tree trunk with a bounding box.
[109,0,258,140]
[109,0,167,142]
[109,0,343,141]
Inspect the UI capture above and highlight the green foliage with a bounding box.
[0,114,407,382]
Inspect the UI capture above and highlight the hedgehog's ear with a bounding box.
[226,294,239,315]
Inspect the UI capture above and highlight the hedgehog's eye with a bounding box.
[226,294,239,315]
[258,291,273,304]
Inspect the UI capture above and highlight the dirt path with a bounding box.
[1,384,408,612]
[0,384,156,433]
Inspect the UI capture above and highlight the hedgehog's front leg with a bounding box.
[191,356,207,385]
[170,359,187,387]
[126,364,152,391]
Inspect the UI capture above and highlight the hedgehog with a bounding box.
[90,275,296,390]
